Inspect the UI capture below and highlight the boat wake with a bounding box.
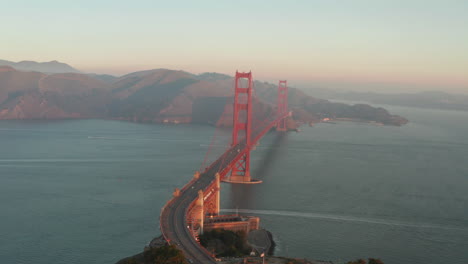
[221,208,468,231]
[88,136,204,143]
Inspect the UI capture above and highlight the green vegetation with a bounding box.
[285,259,299,264]
[347,258,384,264]
[119,245,187,264]
[143,245,188,264]
[199,229,251,257]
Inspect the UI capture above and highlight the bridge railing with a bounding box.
[160,173,199,244]
[180,176,199,193]
[159,197,174,244]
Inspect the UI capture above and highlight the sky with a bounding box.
[1,0,467,93]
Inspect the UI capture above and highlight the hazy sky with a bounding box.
[1,0,467,92]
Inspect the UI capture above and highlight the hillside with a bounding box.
[0,66,408,126]
[0,66,110,119]
[0,59,81,74]
[306,89,468,112]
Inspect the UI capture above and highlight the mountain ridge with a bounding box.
[0,59,81,74]
[304,88,468,112]
[0,65,408,126]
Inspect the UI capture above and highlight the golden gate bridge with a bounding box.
[160,71,290,264]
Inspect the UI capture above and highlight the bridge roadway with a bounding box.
[160,115,286,264]
[160,142,246,264]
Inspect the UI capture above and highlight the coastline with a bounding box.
[115,231,334,264]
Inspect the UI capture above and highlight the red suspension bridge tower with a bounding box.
[225,71,257,184]
[277,80,288,131]
[222,72,290,184]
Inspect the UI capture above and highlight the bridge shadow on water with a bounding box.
[227,132,288,210]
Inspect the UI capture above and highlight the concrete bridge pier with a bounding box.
[188,173,223,236]
[195,190,204,234]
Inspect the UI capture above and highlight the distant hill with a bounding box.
[0,59,81,74]
[86,73,118,84]
[0,66,408,126]
[0,66,110,119]
[304,88,468,112]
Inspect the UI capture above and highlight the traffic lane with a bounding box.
[162,140,263,263]
[167,195,204,262]
[176,193,215,263]
[168,176,216,263]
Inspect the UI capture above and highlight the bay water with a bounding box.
[0,103,467,264]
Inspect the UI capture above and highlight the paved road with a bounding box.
[159,116,282,264]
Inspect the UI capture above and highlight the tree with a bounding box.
[199,229,250,257]
[346,258,384,264]
[143,245,188,264]
[368,258,384,264]
[347,259,366,264]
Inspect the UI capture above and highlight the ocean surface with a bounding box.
[0,103,467,264]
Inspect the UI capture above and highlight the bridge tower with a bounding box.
[277,80,288,131]
[224,71,260,184]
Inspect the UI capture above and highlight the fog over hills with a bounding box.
[0,62,408,126]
